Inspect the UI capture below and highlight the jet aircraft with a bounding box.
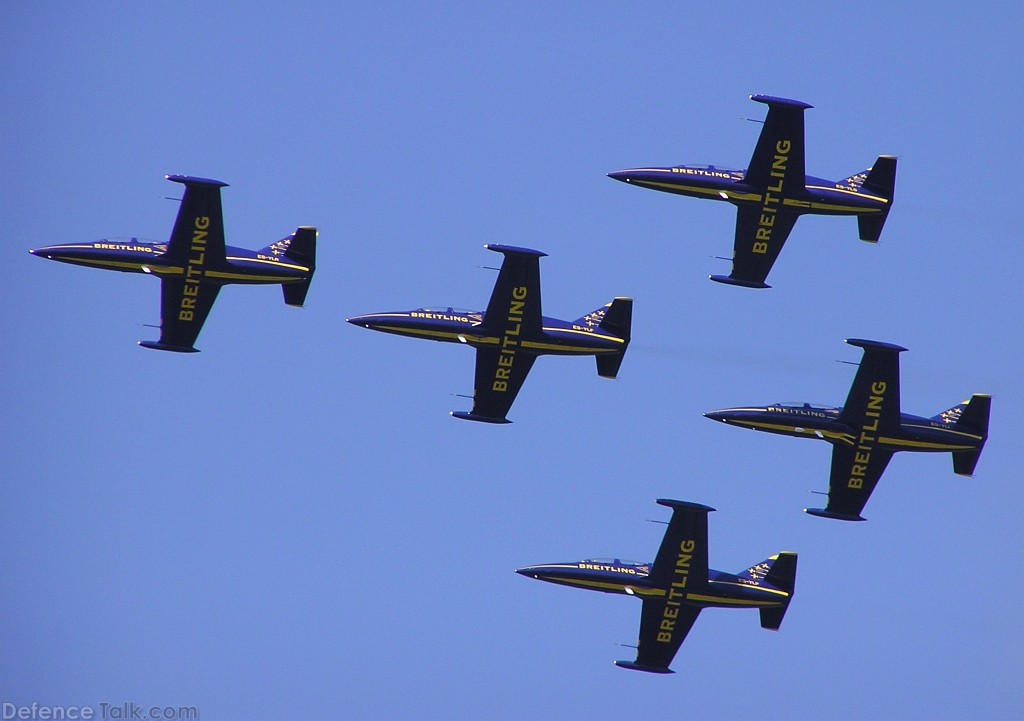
[30,175,317,352]
[705,339,991,521]
[347,244,631,423]
[517,499,797,674]
[609,94,897,288]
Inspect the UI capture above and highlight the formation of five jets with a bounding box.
[31,95,990,674]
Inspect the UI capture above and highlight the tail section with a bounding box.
[857,156,897,242]
[932,394,991,476]
[268,226,317,307]
[738,552,798,630]
[585,297,632,379]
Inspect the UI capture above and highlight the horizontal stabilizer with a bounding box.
[858,213,889,243]
[759,606,787,631]
[138,340,200,353]
[283,280,313,307]
[450,411,511,425]
[710,274,771,289]
[596,352,626,379]
[804,507,865,522]
[614,660,674,674]
[953,449,983,476]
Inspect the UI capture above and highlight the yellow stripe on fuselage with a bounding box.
[878,437,976,451]
[685,593,780,607]
[541,576,666,596]
[629,180,761,203]
[225,256,310,272]
[372,325,489,343]
[733,420,854,444]
[805,184,889,203]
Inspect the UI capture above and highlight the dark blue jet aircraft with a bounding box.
[705,339,991,521]
[30,175,317,352]
[609,94,897,288]
[347,244,632,423]
[517,499,797,674]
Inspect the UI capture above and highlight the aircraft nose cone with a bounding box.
[607,170,633,184]
[704,410,730,423]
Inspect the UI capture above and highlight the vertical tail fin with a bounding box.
[857,156,897,242]
[272,226,317,307]
[933,394,991,476]
[738,552,797,630]
[587,297,632,379]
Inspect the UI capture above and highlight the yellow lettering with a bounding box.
[195,216,210,230]
[492,381,507,392]
[680,540,695,553]
[512,286,527,301]
[495,368,510,381]
[181,297,196,310]
[848,477,863,489]
[776,140,791,154]
[756,228,771,241]
[178,310,194,322]
[753,241,768,254]
[184,284,199,297]
[498,354,514,367]
[871,381,887,394]
[657,632,672,643]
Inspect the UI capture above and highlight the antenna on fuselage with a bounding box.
[836,360,859,366]
[646,519,669,525]
[617,643,639,649]
[809,490,827,496]
[452,393,474,399]
[744,118,765,124]
[479,265,501,272]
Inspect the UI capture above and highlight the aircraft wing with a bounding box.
[839,338,906,429]
[807,444,894,521]
[648,499,713,587]
[453,350,537,423]
[721,205,800,288]
[140,278,222,352]
[615,600,701,674]
[163,175,228,266]
[743,95,810,189]
[140,176,230,352]
[616,500,714,673]
[481,244,545,337]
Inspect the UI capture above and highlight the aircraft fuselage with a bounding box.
[608,165,888,218]
[516,560,788,610]
[704,404,983,453]
[30,239,311,286]
[346,308,626,357]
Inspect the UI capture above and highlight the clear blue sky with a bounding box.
[3,3,1022,720]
